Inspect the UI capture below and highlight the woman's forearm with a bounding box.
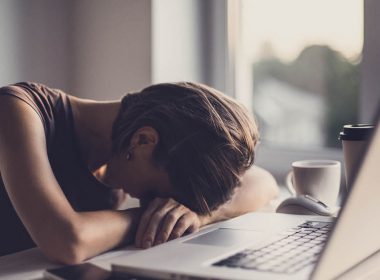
[53,167,278,264]
[201,166,279,225]
[56,208,142,264]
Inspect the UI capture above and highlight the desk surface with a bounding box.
[2,222,380,280]
[2,189,378,280]
[0,245,140,280]
[0,192,288,280]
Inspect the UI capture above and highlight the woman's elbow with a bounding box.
[241,166,279,210]
[265,172,279,201]
[44,242,86,265]
[39,222,87,265]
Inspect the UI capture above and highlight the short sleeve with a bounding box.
[0,82,63,144]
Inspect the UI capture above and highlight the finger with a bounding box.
[186,221,200,234]
[142,200,178,248]
[154,205,187,245]
[169,213,195,240]
[136,198,163,247]
[135,198,163,248]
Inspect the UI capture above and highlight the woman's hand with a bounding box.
[135,197,205,249]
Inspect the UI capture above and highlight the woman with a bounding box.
[0,82,278,263]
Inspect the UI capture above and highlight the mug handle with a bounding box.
[286,171,297,196]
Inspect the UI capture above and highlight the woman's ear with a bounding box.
[130,126,159,149]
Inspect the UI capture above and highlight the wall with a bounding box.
[0,0,71,90]
[0,0,230,99]
[152,0,231,95]
[71,0,151,100]
[152,0,204,84]
[0,0,152,100]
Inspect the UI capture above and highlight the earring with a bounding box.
[126,146,134,161]
[126,152,132,161]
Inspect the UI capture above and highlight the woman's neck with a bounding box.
[69,96,121,171]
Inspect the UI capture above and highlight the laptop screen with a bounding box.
[312,115,380,279]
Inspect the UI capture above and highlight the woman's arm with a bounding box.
[201,166,279,225]
[0,95,141,264]
[133,166,279,249]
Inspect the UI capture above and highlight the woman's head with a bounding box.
[111,82,259,215]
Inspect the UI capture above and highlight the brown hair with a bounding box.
[112,82,259,215]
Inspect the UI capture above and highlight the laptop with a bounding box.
[112,117,380,280]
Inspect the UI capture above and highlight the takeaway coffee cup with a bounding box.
[339,124,374,189]
[286,160,341,207]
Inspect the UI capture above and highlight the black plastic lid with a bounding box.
[339,124,374,141]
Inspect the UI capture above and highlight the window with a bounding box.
[150,0,377,185]
[235,0,364,181]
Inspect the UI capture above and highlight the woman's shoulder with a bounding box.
[0,82,69,115]
[0,81,63,99]
[0,82,72,140]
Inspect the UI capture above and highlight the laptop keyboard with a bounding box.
[212,221,332,274]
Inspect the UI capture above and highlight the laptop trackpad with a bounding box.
[184,228,265,247]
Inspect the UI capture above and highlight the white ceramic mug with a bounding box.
[286,160,341,207]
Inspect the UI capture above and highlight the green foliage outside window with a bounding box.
[253,45,359,148]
